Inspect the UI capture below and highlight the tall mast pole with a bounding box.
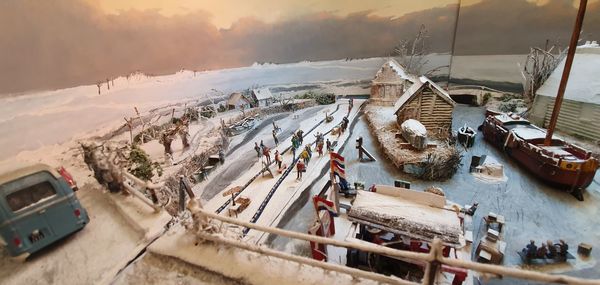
[544,0,587,146]
[447,0,462,88]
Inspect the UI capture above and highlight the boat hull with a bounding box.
[481,117,597,198]
[506,144,596,190]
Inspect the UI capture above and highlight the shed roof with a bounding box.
[252,88,273,100]
[394,76,455,114]
[0,162,59,186]
[536,43,600,105]
[373,59,416,83]
[227,92,248,106]
[348,190,462,246]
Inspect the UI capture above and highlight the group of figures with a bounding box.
[252,108,352,181]
[338,116,350,136]
[520,240,572,264]
[254,140,276,164]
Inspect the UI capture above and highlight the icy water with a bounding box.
[271,104,600,282]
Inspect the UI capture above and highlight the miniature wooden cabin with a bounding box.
[394,76,456,136]
[370,59,416,106]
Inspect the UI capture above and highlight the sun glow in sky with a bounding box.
[89,0,457,28]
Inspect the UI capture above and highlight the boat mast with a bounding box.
[544,0,587,146]
[447,0,462,88]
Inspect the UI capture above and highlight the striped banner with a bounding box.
[330,152,346,179]
[313,195,338,216]
[331,163,346,178]
[330,152,345,167]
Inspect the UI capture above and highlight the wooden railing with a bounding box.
[189,206,600,285]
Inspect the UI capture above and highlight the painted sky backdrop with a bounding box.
[0,0,598,94]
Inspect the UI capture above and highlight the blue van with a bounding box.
[0,162,89,258]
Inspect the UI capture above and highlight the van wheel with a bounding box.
[12,252,30,263]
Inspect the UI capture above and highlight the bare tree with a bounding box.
[519,40,567,107]
[160,129,176,155]
[96,82,102,95]
[178,118,190,149]
[394,25,430,75]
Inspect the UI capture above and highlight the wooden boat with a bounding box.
[228,117,256,136]
[481,111,598,200]
[458,124,476,148]
[480,6,599,201]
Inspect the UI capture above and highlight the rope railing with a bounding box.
[192,207,600,285]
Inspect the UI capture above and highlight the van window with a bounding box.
[6,181,57,212]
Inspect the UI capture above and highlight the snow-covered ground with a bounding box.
[200,100,361,244]
[0,54,529,161]
[0,54,544,285]
[0,183,171,285]
[0,59,384,160]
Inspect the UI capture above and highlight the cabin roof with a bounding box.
[394,76,455,114]
[252,88,273,100]
[227,92,249,105]
[373,59,417,83]
[348,190,462,246]
[536,43,600,105]
[0,162,60,186]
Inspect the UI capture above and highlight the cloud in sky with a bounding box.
[0,0,458,94]
[0,0,598,94]
[90,0,457,29]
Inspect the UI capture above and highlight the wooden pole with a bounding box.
[544,0,587,146]
[124,117,133,144]
[447,0,462,88]
[134,107,147,143]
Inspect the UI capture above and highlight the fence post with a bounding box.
[179,176,187,213]
[423,238,442,285]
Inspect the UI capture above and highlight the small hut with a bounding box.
[251,88,274,107]
[529,42,600,141]
[394,76,456,136]
[227,92,252,110]
[370,59,417,106]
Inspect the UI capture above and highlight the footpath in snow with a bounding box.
[203,100,363,244]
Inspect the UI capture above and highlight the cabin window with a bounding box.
[579,104,595,122]
[6,181,57,212]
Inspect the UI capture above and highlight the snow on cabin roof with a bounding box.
[252,88,273,100]
[536,43,600,105]
[394,76,455,114]
[348,190,462,246]
[373,58,416,83]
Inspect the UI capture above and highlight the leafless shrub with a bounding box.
[520,40,567,107]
